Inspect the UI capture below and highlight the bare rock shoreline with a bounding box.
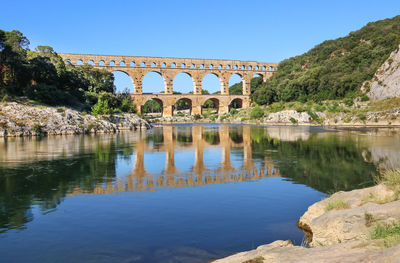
[0,102,151,137]
[213,184,400,263]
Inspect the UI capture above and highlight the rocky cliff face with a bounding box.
[0,102,151,137]
[366,44,400,100]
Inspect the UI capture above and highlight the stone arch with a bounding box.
[190,64,195,69]
[269,66,273,71]
[88,60,94,66]
[99,60,105,66]
[218,64,223,69]
[142,98,163,116]
[174,97,192,115]
[151,62,156,68]
[252,73,264,87]
[202,97,220,114]
[142,71,166,93]
[199,64,204,69]
[161,62,166,68]
[120,61,126,67]
[140,62,146,67]
[229,98,243,109]
[228,73,243,95]
[112,70,134,93]
[110,60,116,66]
[173,72,194,94]
[65,59,71,65]
[77,59,83,65]
[201,73,221,94]
[181,63,186,69]
[171,62,176,68]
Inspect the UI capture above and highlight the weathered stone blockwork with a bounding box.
[59,53,277,116]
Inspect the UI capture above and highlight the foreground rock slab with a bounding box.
[213,240,400,263]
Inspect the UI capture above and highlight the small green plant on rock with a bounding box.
[324,197,350,211]
[193,114,201,120]
[290,117,298,124]
[371,221,400,248]
[33,124,45,135]
[364,212,375,227]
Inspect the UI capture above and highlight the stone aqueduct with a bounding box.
[59,53,278,116]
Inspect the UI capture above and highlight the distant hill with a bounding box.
[252,15,400,104]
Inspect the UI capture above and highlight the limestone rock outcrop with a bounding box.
[366,44,400,100]
[213,240,400,263]
[0,102,151,137]
[213,184,400,263]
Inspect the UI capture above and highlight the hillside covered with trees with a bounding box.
[0,29,135,114]
[252,15,400,105]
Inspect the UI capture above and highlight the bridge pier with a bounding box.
[192,105,202,115]
[163,105,174,117]
[219,105,229,114]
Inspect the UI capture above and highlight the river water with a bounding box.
[0,124,399,263]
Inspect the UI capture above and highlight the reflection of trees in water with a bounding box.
[0,138,133,233]
[250,127,377,194]
[0,125,383,233]
[229,128,243,144]
[203,131,220,145]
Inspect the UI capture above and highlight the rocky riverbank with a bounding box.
[213,171,400,263]
[149,99,400,127]
[0,102,151,137]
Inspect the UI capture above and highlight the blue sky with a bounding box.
[1,0,399,93]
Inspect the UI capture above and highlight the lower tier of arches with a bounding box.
[132,94,250,117]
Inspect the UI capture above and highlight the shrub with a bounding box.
[32,124,45,135]
[250,105,264,119]
[290,117,298,124]
[56,107,65,113]
[314,104,326,112]
[119,96,136,113]
[91,99,114,115]
[357,113,367,121]
[230,108,237,115]
[361,95,370,102]
[193,114,201,120]
[343,98,354,107]
[308,111,323,124]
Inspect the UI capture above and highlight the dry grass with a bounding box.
[368,98,400,112]
[362,192,398,205]
[375,169,400,190]
[242,256,265,263]
[324,197,350,212]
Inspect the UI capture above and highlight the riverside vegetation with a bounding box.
[0,29,151,136]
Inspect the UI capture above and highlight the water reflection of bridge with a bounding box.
[70,126,280,195]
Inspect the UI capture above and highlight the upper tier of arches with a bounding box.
[60,53,279,72]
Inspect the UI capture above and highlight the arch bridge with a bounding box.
[59,53,278,116]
